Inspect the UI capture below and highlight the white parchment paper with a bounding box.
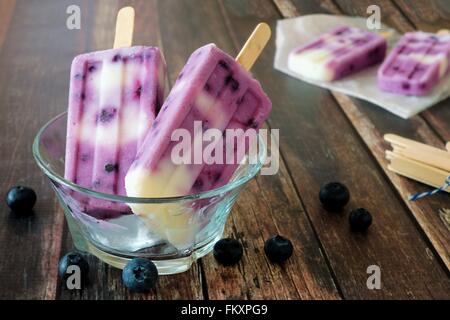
[274,14,450,119]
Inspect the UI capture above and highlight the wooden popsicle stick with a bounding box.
[386,151,450,193]
[236,23,271,71]
[384,134,450,159]
[437,29,450,35]
[113,7,135,49]
[446,142,450,152]
[378,31,394,39]
[391,144,450,172]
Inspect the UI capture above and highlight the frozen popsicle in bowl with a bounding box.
[34,13,272,272]
[125,24,272,248]
[288,26,387,81]
[64,9,166,219]
[377,31,450,96]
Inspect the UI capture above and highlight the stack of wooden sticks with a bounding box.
[385,134,450,193]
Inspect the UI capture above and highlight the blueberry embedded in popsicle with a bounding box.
[144,51,153,60]
[218,60,230,70]
[93,180,101,188]
[74,91,86,101]
[112,54,122,62]
[193,178,204,190]
[225,75,239,91]
[105,163,119,173]
[74,73,85,80]
[354,38,368,45]
[206,171,221,183]
[134,85,142,99]
[98,107,117,123]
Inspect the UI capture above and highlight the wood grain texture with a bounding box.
[0,0,449,300]
[270,0,450,298]
[0,0,87,299]
[0,0,15,49]
[157,0,340,300]
[308,0,450,271]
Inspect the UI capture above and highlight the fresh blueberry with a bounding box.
[319,182,350,212]
[349,208,372,232]
[122,258,158,293]
[264,235,293,263]
[213,238,243,266]
[5,186,37,214]
[58,251,89,288]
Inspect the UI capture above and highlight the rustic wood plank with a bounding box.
[157,0,341,300]
[0,0,88,299]
[0,0,15,49]
[268,0,450,298]
[393,0,450,32]
[301,0,450,271]
[55,0,204,300]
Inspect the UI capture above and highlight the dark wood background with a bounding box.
[0,0,449,299]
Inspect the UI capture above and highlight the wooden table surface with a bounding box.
[0,0,449,300]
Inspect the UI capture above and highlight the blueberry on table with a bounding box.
[5,186,37,214]
[122,258,158,293]
[264,235,293,263]
[319,182,350,212]
[349,208,373,232]
[58,251,89,288]
[213,238,243,266]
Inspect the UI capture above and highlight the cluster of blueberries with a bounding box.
[5,181,371,293]
[56,235,294,293]
[319,182,373,232]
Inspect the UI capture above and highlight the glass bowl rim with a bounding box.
[33,112,267,204]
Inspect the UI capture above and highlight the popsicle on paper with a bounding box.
[125,24,272,246]
[378,31,450,96]
[64,7,166,218]
[288,26,387,81]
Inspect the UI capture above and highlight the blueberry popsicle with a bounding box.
[125,24,271,246]
[288,26,387,81]
[378,31,450,96]
[64,8,166,219]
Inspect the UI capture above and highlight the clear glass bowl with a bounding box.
[33,112,266,274]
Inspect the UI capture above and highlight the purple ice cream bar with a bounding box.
[64,46,166,219]
[126,43,271,199]
[288,26,387,81]
[378,32,450,96]
[124,44,271,246]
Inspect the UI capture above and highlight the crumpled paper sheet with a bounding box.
[274,14,450,119]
